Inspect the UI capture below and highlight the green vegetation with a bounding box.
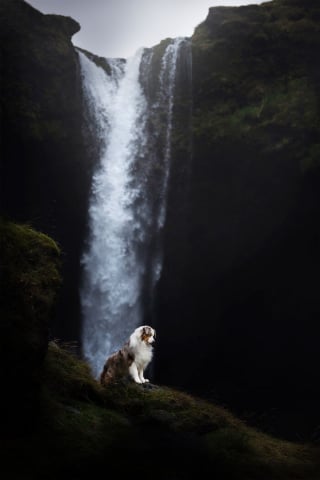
[1,340,320,479]
[1,211,320,478]
[0,218,61,435]
[1,214,318,478]
[0,218,61,361]
[191,0,320,171]
[0,217,61,345]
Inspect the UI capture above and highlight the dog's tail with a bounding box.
[99,354,114,385]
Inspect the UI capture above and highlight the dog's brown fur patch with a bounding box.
[100,346,134,386]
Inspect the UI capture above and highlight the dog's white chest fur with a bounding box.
[131,341,153,369]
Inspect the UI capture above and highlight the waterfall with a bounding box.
[78,38,190,378]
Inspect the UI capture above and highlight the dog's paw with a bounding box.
[144,379,150,383]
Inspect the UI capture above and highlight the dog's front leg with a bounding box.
[138,369,149,383]
[129,363,142,383]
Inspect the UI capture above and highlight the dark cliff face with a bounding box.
[0,218,61,431]
[155,0,320,439]
[0,0,92,342]
[2,0,320,441]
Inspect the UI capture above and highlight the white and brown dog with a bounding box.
[100,325,156,386]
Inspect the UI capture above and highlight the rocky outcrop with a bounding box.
[0,0,91,342]
[0,218,61,431]
[155,0,320,438]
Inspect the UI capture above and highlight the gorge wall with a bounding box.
[155,0,320,436]
[1,0,320,439]
[0,0,92,343]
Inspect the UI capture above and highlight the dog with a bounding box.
[100,325,156,386]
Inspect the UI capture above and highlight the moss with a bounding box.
[191,0,320,162]
[0,218,61,430]
[204,426,320,480]
[43,340,104,402]
[101,380,236,433]
[0,337,319,478]
[0,217,61,334]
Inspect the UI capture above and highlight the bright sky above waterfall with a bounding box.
[26,0,269,59]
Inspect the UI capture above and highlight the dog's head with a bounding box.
[135,325,156,346]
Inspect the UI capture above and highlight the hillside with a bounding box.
[1,0,320,446]
[3,341,320,480]
[0,219,320,479]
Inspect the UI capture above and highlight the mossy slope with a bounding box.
[1,219,319,479]
[2,342,319,480]
[0,218,61,430]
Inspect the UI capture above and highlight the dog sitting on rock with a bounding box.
[100,325,156,385]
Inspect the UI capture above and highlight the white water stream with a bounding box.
[78,39,187,378]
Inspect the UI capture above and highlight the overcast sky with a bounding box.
[26,0,268,59]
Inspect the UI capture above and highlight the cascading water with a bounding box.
[78,38,190,378]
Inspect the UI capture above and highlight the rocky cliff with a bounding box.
[0,218,61,431]
[1,0,320,441]
[155,0,320,438]
[0,0,91,343]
